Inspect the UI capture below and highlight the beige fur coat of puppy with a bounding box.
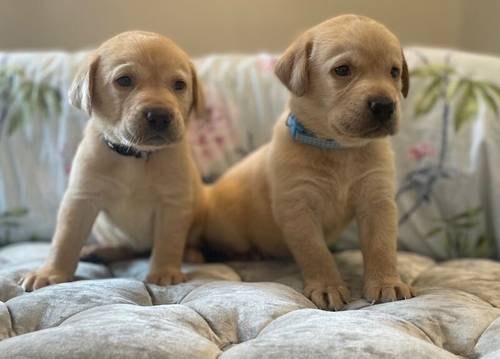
[197,15,415,310]
[21,31,205,291]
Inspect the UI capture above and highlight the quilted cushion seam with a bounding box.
[358,307,442,349]
[419,286,498,309]
[142,282,155,306]
[2,301,16,339]
[410,261,440,286]
[471,314,500,354]
[175,304,227,350]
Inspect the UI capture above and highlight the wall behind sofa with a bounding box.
[0,0,498,56]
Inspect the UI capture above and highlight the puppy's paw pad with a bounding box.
[364,281,415,303]
[145,269,186,286]
[304,282,351,311]
[20,268,73,292]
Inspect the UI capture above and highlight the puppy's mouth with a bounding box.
[334,120,397,140]
[109,132,175,152]
[144,134,169,145]
[360,123,397,138]
[130,133,182,150]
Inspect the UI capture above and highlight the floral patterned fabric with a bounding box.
[0,47,499,260]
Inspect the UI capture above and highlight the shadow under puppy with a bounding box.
[197,15,415,310]
[21,31,205,291]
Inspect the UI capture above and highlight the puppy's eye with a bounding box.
[391,67,400,79]
[333,65,351,77]
[174,80,186,92]
[115,76,133,87]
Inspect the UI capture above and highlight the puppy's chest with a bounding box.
[102,178,164,229]
[300,164,357,224]
[319,176,352,219]
[106,161,186,202]
[100,164,188,239]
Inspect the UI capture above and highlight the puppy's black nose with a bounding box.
[145,108,172,132]
[368,97,395,122]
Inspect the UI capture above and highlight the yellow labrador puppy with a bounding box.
[21,31,205,291]
[199,15,414,310]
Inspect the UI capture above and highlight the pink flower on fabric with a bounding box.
[197,134,207,145]
[64,163,72,176]
[188,85,240,176]
[408,143,437,161]
[258,55,278,72]
[214,136,225,146]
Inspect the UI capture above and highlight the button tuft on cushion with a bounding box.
[365,288,500,356]
[221,309,456,358]
[6,278,152,335]
[181,282,315,346]
[0,304,222,359]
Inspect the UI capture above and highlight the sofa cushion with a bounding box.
[0,242,499,358]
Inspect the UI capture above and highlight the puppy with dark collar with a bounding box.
[197,15,415,310]
[21,31,205,290]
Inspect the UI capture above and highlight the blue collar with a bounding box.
[286,113,344,150]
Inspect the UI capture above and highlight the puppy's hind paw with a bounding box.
[183,247,205,263]
[304,281,351,311]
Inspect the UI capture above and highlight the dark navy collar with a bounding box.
[103,138,151,160]
[285,113,344,150]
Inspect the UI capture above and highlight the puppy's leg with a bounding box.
[145,206,190,286]
[274,202,350,310]
[21,193,99,291]
[183,222,205,263]
[357,195,415,303]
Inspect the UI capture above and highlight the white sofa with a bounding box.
[0,47,499,358]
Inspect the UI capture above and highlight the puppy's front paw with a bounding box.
[304,281,351,311]
[363,279,415,303]
[20,266,73,292]
[145,268,186,286]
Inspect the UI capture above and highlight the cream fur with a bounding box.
[21,31,205,291]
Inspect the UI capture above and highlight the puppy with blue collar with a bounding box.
[198,15,414,310]
[21,31,205,291]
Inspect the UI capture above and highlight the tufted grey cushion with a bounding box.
[0,242,499,358]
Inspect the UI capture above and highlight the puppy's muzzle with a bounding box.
[144,107,173,133]
[368,97,395,122]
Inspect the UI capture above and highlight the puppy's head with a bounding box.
[69,31,204,150]
[275,15,409,147]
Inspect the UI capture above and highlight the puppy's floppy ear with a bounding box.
[274,32,313,97]
[69,53,99,116]
[189,61,206,118]
[401,49,410,98]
